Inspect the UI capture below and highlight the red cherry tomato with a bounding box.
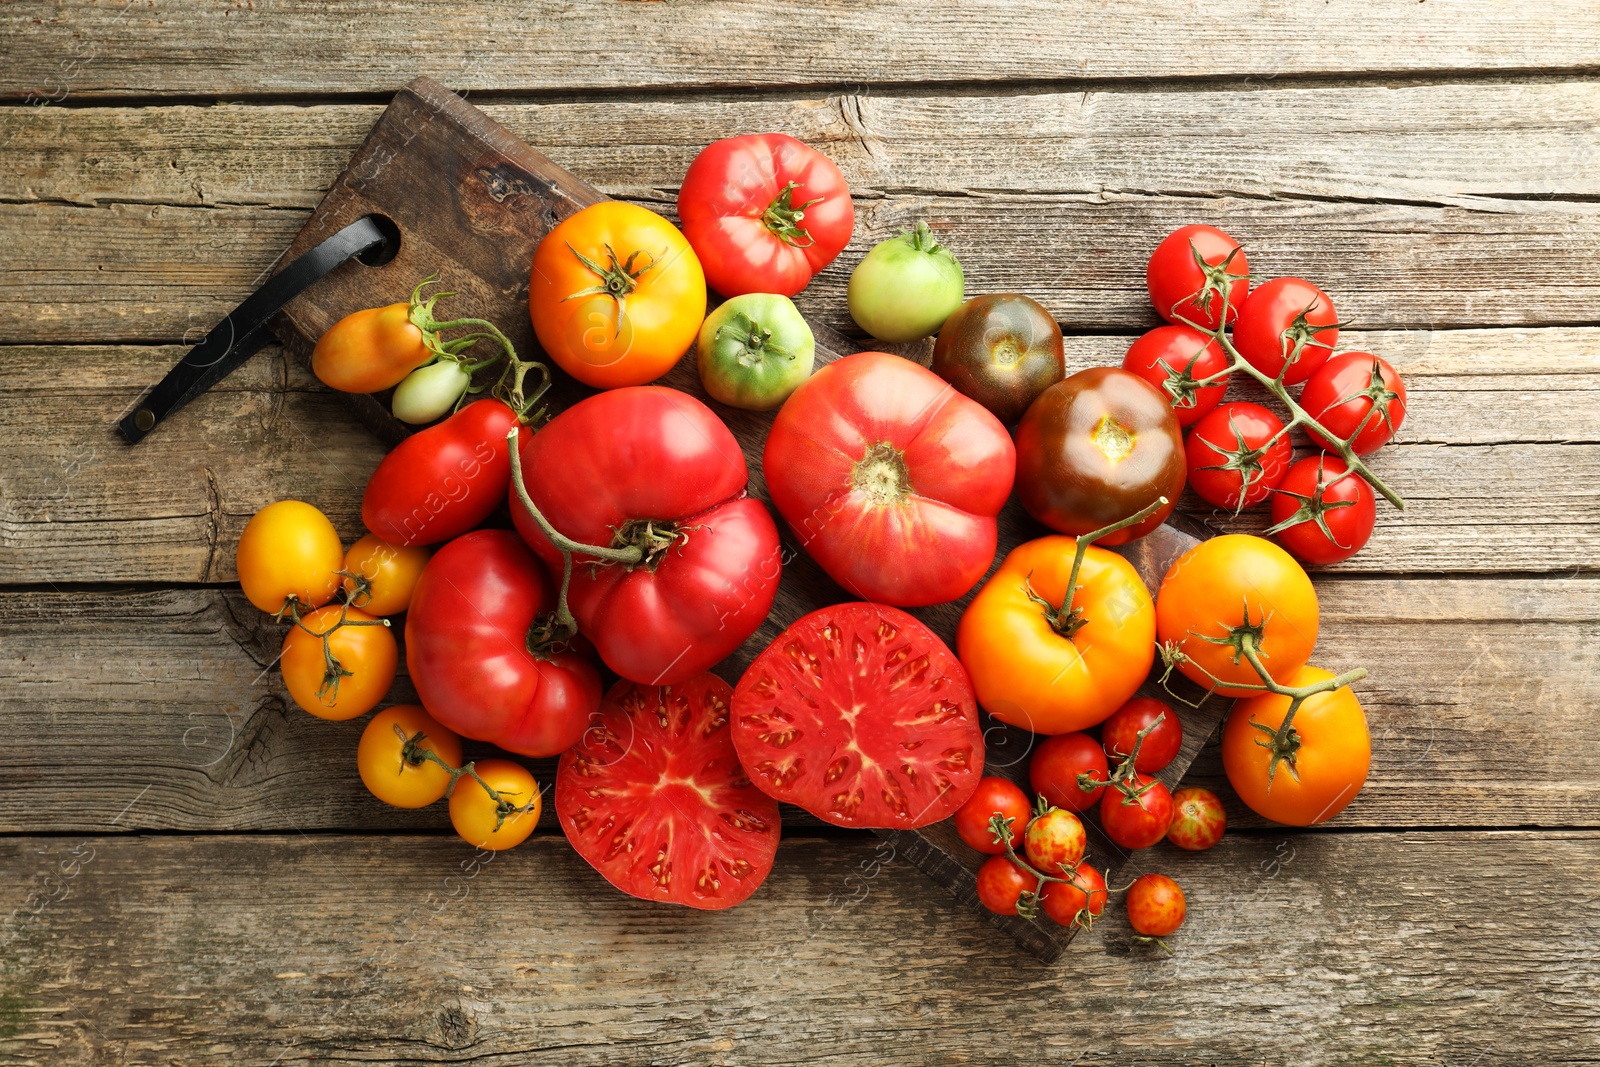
[1029,733,1108,813]
[1126,873,1186,937]
[1040,862,1108,928]
[976,855,1034,916]
[1267,455,1378,565]
[1023,807,1087,875]
[677,134,854,298]
[1100,696,1183,773]
[1300,352,1408,455]
[1146,225,1249,331]
[1185,400,1292,511]
[954,777,1031,854]
[1232,277,1339,385]
[1166,786,1227,851]
[405,530,602,757]
[362,398,519,547]
[1120,325,1230,428]
[1100,776,1174,851]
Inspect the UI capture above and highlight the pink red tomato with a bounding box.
[1029,733,1108,813]
[1146,224,1249,331]
[1232,277,1339,385]
[1300,352,1408,455]
[1100,776,1174,851]
[1166,786,1227,851]
[1126,873,1186,937]
[1120,324,1230,428]
[362,398,519,547]
[406,530,602,757]
[1268,455,1378,565]
[763,352,1015,606]
[954,777,1031,854]
[677,133,854,298]
[1100,696,1182,773]
[1185,400,1291,511]
[511,387,781,686]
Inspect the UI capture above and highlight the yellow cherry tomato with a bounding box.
[449,759,541,851]
[236,500,344,614]
[357,705,463,808]
[342,534,430,616]
[280,606,397,721]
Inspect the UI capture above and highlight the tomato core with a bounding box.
[1092,415,1134,463]
[852,442,913,505]
[611,517,685,570]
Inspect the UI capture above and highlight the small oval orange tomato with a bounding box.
[342,534,430,616]
[312,303,432,394]
[357,705,463,808]
[529,202,706,389]
[236,500,344,614]
[1156,534,1318,697]
[957,535,1154,734]
[1223,666,1370,826]
[449,759,541,850]
[280,606,397,721]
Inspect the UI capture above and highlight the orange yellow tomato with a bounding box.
[357,705,462,808]
[529,202,706,389]
[449,759,541,850]
[236,500,345,614]
[1156,534,1318,697]
[280,605,397,721]
[1223,666,1370,826]
[957,535,1154,733]
[311,302,432,394]
[341,534,430,616]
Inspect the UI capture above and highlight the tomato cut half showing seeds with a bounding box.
[731,603,985,829]
[556,674,781,911]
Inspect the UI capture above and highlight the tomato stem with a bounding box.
[1031,496,1168,638]
[398,727,539,830]
[761,181,824,247]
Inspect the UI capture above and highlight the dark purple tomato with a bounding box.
[931,294,1065,425]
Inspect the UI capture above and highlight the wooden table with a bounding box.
[2,3,1598,1062]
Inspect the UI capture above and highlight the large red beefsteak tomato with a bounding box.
[405,530,602,757]
[510,387,782,685]
[762,351,1015,606]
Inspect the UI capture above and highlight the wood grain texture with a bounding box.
[6,0,1600,98]
[2,577,1594,834]
[0,831,1596,1064]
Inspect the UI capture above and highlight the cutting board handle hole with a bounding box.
[355,213,402,267]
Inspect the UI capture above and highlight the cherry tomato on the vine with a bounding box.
[448,759,542,851]
[1126,873,1186,937]
[1023,807,1087,875]
[236,500,344,615]
[1232,277,1339,385]
[1040,862,1108,928]
[1166,786,1226,851]
[1029,733,1109,813]
[1267,455,1377,565]
[1300,352,1408,456]
[954,777,1031,855]
[1100,776,1174,851]
[975,855,1034,916]
[1146,224,1249,331]
[1100,696,1182,773]
[1185,401,1292,511]
[280,606,397,721]
[342,534,430,616]
[357,705,462,809]
[1120,325,1229,428]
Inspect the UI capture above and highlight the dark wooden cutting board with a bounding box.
[272,76,1226,963]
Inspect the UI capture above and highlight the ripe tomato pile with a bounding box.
[235,134,1403,942]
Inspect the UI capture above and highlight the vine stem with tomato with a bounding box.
[272,593,391,706]
[393,724,539,830]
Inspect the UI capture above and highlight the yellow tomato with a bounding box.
[449,759,541,851]
[957,535,1155,734]
[357,705,463,808]
[529,202,706,389]
[1223,666,1370,826]
[280,606,397,721]
[236,500,344,614]
[342,534,430,616]
[311,303,431,394]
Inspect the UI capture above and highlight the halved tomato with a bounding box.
[731,602,985,829]
[556,674,781,910]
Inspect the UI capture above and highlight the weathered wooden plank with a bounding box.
[3,327,1595,583]
[0,578,1593,834]
[0,830,1594,1062]
[5,194,1600,343]
[5,0,1600,99]
[7,82,1599,209]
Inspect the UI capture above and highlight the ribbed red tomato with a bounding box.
[731,602,985,829]
[405,530,602,757]
[763,352,1015,606]
[556,674,781,910]
[510,387,781,686]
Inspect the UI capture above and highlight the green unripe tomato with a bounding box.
[695,294,816,411]
[392,360,471,424]
[847,220,965,342]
